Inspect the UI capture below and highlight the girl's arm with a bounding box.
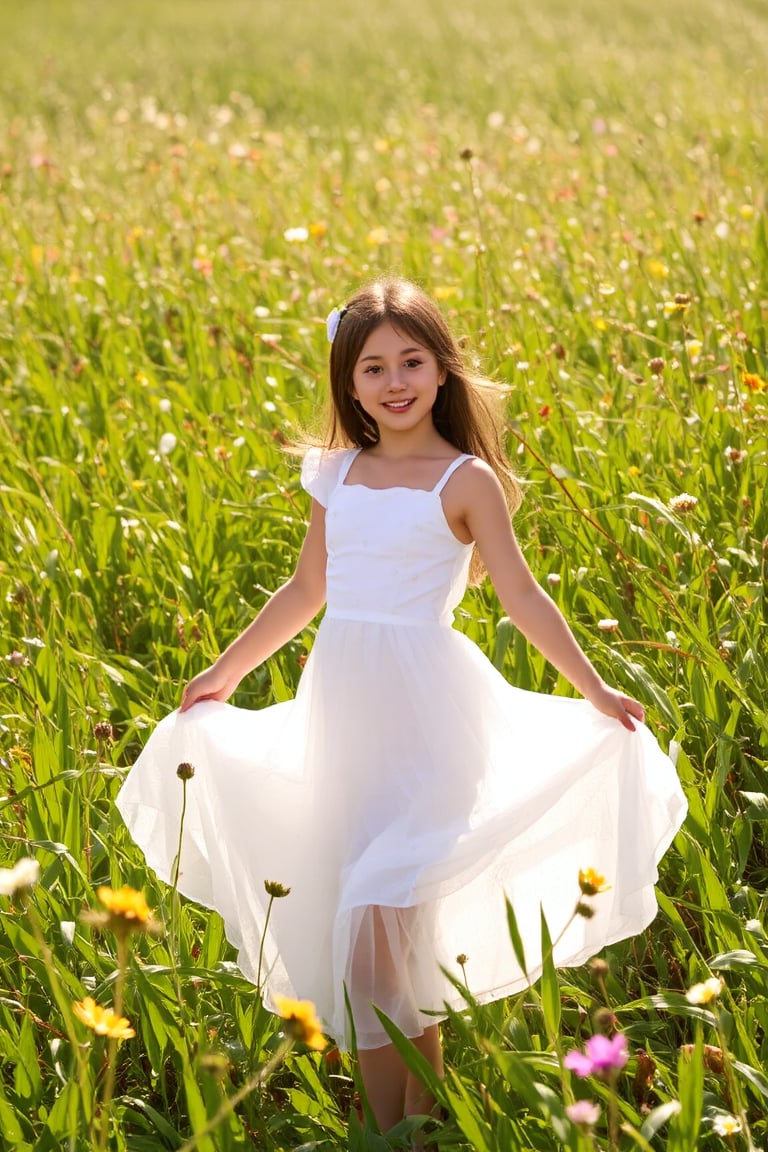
[179,500,327,711]
[454,462,643,732]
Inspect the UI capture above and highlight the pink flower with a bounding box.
[566,1100,601,1127]
[564,1033,629,1079]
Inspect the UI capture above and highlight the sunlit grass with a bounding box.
[1,0,767,1147]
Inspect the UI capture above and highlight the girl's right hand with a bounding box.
[179,662,242,712]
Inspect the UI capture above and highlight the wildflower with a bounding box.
[597,619,619,632]
[273,995,327,1050]
[0,857,40,896]
[176,761,195,781]
[264,880,291,898]
[459,147,474,161]
[366,226,390,246]
[158,432,177,456]
[546,573,561,586]
[578,869,609,896]
[685,976,723,1005]
[669,492,698,514]
[663,293,690,316]
[82,885,161,938]
[712,1114,742,1137]
[6,651,26,667]
[456,952,468,966]
[724,446,747,464]
[566,1100,601,1127]
[94,721,113,742]
[646,259,669,279]
[283,226,309,243]
[648,357,665,375]
[742,371,767,393]
[576,901,595,919]
[685,339,702,360]
[565,1033,629,1080]
[73,997,135,1040]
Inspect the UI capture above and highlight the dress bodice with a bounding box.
[302,448,474,626]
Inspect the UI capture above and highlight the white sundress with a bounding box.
[116,447,687,1050]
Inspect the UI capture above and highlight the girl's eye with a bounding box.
[363,365,383,375]
[404,359,423,369]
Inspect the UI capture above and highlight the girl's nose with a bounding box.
[388,371,406,391]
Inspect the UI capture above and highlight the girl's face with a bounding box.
[351,321,445,437]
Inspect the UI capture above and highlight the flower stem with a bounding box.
[96,935,129,1152]
[255,894,275,993]
[175,1038,293,1152]
[170,776,189,960]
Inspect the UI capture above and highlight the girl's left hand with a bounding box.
[585,682,645,732]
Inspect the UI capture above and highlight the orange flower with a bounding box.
[742,371,767,393]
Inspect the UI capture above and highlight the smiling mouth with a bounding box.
[382,398,415,411]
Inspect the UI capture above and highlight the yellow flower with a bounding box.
[73,997,135,1040]
[646,258,669,279]
[685,976,723,1005]
[366,226,390,246]
[742,371,767,393]
[82,885,161,938]
[98,885,152,922]
[274,995,327,1050]
[578,869,610,896]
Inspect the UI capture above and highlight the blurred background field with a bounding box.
[1,0,767,1148]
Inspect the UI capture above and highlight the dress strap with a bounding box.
[337,448,362,487]
[432,454,472,494]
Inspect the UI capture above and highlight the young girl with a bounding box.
[116,277,687,1132]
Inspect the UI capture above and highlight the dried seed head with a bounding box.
[264,880,291,898]
[176,761,196,781]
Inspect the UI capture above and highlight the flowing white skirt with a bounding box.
[116,617,687,1049]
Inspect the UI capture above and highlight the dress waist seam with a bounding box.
[324,609,453,628]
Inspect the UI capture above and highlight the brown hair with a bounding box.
[325,277,522,516]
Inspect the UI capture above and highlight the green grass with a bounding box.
[1,0,767,1148]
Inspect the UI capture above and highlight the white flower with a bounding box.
[0,857,41,896]
[284,226,309,243]
[158,398,172,413]
[685,976,723,1004]
[669,492,698,514]
[597,618,619,632]
[712,1114,742,1137]
[158,432,177,456]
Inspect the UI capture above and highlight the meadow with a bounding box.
[0,0,767,1147]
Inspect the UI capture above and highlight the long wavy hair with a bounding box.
[312,277,522,581]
